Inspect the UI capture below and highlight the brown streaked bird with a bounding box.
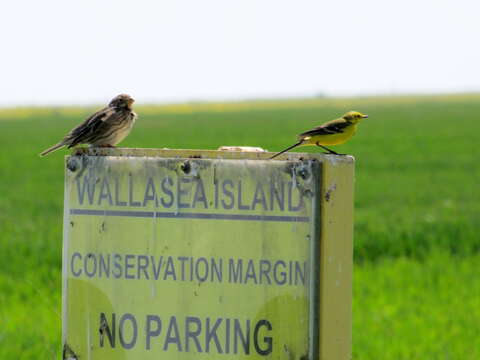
[269,111,368,159]
[39,94,137,156]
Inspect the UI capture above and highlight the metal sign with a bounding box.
[62,148,353,360]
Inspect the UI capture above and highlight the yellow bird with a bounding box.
[269,111,368,159]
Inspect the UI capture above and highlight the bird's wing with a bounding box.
[65,107,117,147]
[299,118,351,138]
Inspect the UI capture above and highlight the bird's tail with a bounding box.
[39,142,65,157]
[269,141,304,160]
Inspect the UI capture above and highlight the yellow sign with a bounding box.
[62,149,353,360]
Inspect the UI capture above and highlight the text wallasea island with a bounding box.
[74,171,305,212]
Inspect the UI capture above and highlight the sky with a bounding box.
[1,0,479,106]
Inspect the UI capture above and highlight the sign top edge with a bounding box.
[69,147,355,163]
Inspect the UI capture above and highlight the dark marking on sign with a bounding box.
[325,184,337,202]
[181,161,191,175]
[295,165,310,180]
[99,312,115,347]
[67,158,78,172]
[62,343,78,360]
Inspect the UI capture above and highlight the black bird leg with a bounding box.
[315,142,341,155]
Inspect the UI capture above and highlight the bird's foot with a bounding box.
[325,151,346,155]
[98,144,115,148]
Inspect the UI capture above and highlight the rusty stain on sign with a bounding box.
[324,184,337,202]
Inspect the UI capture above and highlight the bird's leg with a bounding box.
[98,144,115,148]
[315,142,341,155]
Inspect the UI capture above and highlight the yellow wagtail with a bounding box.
[269,111,368,159]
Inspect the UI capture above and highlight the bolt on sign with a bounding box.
[62,148,353,360]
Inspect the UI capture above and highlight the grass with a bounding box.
[354,251,480,359]
[0,94,479,358]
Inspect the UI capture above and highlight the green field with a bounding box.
[0,94,479,359]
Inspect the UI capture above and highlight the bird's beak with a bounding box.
[129,98,135,105]
[362,114,369,118]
